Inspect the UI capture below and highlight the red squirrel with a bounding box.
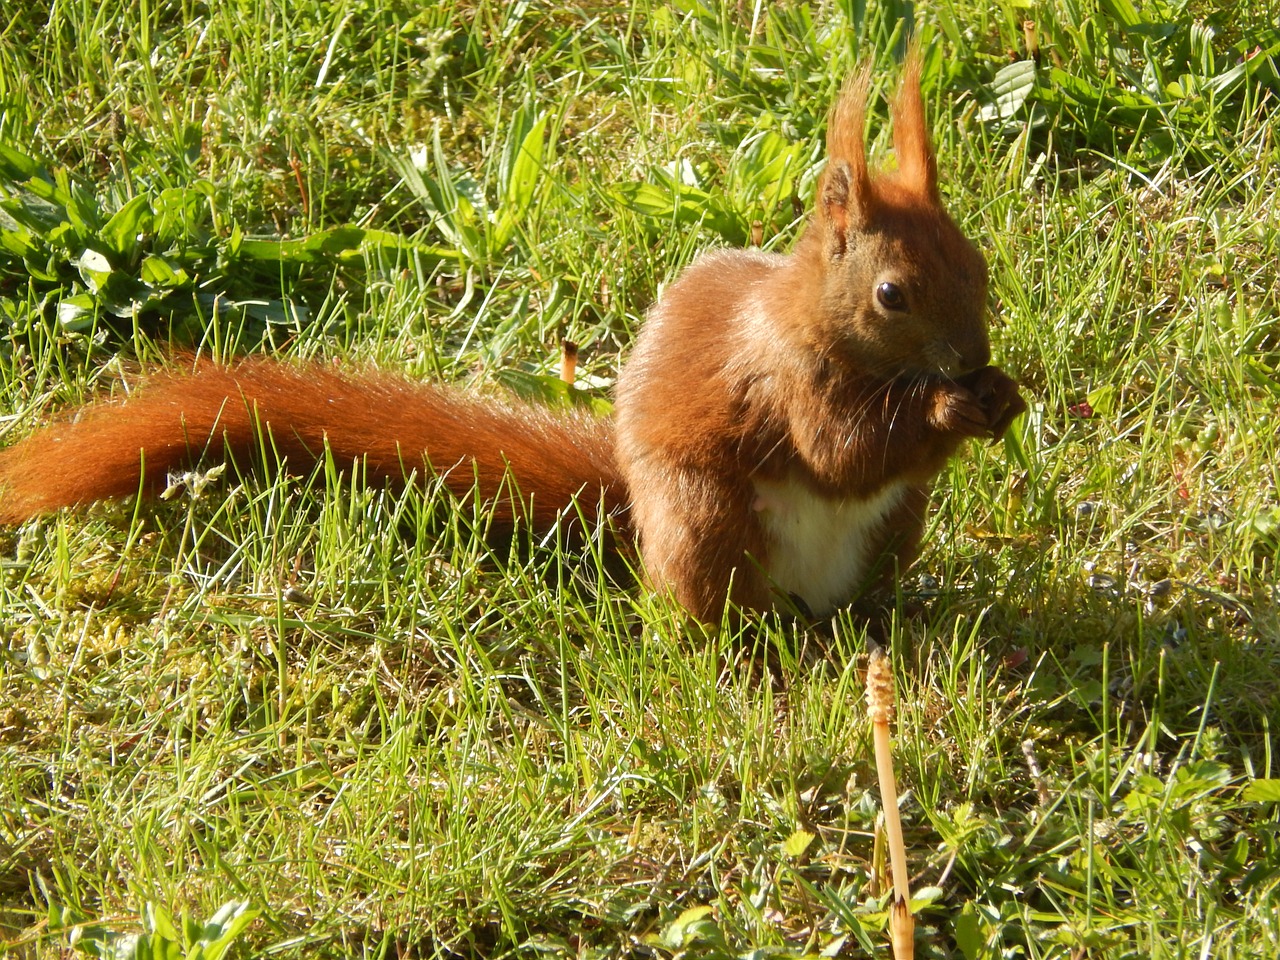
[0,58,1025,624]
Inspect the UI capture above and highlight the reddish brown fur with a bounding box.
[0,358,625,530]
[0,56,1026,624]
[614,51,1025,620]
[890,50,939,200]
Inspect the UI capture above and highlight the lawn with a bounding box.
[1,1,1278,957]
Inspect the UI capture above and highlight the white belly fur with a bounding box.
[753,477,907,616]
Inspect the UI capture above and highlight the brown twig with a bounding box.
[560,339,578,387]
[1022,738,1052,807]
[866,646,914,959]
[289,154,310,222]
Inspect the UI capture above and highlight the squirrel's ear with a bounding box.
[891,45,939,201]
[818,67,876,257]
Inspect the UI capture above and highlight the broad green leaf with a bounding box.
[493,368,612,416]
[1204,39,1280,97]
[434,131,486,260]
[1098,0,1141,28]
[153,186,209,242]
[47,902,77,931]
[359,227,460,263]
[103,294,149,319]
[57,291,98,329]
[661,905,717,948]
[0,142,44,181]
[1243,779,1280,803]
[301,225,374,256]
[782,828,815,858]
[494,111,548,248]
[59,170,102,238]
[23,250,61,282]
[499,105,538,197]
[234,236,310,262]
[67,921,121,957]
[954,902,984,960]
[1,192,69,234]
[733,129,804,202]
[75,247,115,291]
[101,195,154,258]
[11,171,65,206]
[1174,760,1232,798]
[142,903,181,943]
[236,227,456,266]
[1086,383,1117,417]
[387,134,486,261]
[979,60,1037,122]
[47,220,78,249]
[196,900,260,960]
[1048,68,1159,127]
[122,934,182,960]
[612,181,680,218]
[140,254,188,287]
[0,222,34,256]
[909,885,945,910]
[183,914,203,947]
[178,121,202,163]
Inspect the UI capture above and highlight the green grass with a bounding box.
[2,0,1279,957]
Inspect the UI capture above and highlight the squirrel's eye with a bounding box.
[876,282,907,312]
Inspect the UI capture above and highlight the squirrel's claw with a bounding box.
[986,389,1028,442]
[955,365,1027,441]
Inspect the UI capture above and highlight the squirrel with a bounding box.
[0,56,1025,625]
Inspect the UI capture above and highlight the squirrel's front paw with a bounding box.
[929,382,990,438]
[956,366,1028,440]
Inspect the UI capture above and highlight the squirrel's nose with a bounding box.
[945,338,990,376]
[963,340,991,374]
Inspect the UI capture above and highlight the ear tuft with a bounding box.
[819,160,851,257]
[891,44,939,201]
[819,66,876,253]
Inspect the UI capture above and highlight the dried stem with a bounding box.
[1022,738,1052,807]
[560,339,578,386]
[866,646,914,959]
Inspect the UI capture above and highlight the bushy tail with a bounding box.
[0,357,627,530]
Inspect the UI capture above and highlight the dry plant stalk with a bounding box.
[560,339,579,386]
[866,646,914,959]
[1022,738,1052,807]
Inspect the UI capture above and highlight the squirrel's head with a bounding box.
[804,52,991,381]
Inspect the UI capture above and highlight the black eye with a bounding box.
[876,282,907,312]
